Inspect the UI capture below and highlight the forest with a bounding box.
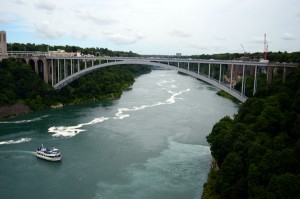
[8,42,139,57]
[190,51,300,63]
[204,64,300,198]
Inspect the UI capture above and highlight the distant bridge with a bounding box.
[4,51,299,103]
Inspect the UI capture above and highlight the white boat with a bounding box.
[36,145,62,161]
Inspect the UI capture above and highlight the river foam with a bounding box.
[48,117,109,137]
[114,88,190,120]
[48,76,190,137]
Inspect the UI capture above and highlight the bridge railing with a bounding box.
[8,51,49,56]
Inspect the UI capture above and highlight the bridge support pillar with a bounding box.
[219,64,222,84]
[71,59,73,75]
[51,59,54,86]
[267,66,274,84]
[230,64,233,90]
[282,67,287,83]
[57,59,61,82]
[54,61,57,85]
[78,59,80,72]
[50,59,57,86]
[34,59,38,74]
[42,58,48,84]
[241,65,245,96]
[208,63,211,78]
[253,65,257,96]
[197,63,200,74]
[64,59,67,79]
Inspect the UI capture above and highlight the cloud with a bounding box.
[170,30,191,38]
[214,36,227,41]
[0,17,10,25]
[79,12,117,25]
[35,21,62,39]
[35,0,56,12]
[103,32,144,45]
[250,36,264,44]
[281,32,296,40]
[2,0,300,54]
[70,31,89,40]
[13,0,27,5]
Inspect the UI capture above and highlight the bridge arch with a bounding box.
[28,59,35,71]
[53,60,248,102]
[37,59,44,79]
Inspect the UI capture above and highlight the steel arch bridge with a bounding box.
[52,58,263,103]
[6,52,299,103]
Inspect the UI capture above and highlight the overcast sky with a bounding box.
[0,0,299,55]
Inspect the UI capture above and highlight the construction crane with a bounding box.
[241,44,247,56]
[241,44,249,60]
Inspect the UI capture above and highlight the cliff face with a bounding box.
[0,103,31,119]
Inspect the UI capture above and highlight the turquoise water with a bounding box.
[0,70,238,199]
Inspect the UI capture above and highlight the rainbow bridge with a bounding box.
[5,51,299,103]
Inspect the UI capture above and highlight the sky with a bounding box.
[0,0,299,55]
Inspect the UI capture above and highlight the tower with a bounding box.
[0,30,8,58]
[264,33,268,60]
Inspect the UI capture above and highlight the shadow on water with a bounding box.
[0,150,63,169]
[0,150,35,160]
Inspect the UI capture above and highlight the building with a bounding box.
[48,49,75,57]
[176,53,182,57]
[0,30,8,58]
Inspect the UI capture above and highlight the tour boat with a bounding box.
[36,145,62,161]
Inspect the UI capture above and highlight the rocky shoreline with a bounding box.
[0,103,31,120]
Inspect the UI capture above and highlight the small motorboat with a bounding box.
[36,144,62,161]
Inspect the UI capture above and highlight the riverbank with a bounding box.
[216,90,241,104]
[0,91,127,120]
[201,159,221,199]
[0,102,31,120]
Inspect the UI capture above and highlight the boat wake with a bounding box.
[0,138,32,145]
[0,150,35,155]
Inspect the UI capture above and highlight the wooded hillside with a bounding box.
[206,66,300,198]
[0,58,151,118]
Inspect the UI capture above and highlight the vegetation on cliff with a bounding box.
[57,64,151,104]
[205,66,300,198]
[0,58,151,118]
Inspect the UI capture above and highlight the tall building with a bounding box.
[0,30,8,57]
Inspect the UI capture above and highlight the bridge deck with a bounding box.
[5,51,299,103]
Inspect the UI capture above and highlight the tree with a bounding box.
[268,173,300,199]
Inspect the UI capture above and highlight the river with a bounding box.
[0,70,238,199]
